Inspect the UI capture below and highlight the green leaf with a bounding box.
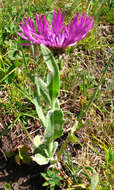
[6,64,16,84]
[42,181,50,186]
[33,135,42,148]
[32,136,57,165]
[85,166,99,190]
[32,153,50,165]
[40,44,60,109]
[68,133,83,147]
[18,145,31,164]
[44,109,64,143]
[38,78,51,104]
[5,151,14,158]
[15,154,21,165]
[4,183,10,190]
[105,148,110,162]
[33,75,46,127]
[0,65,17,83]
[90,170,99,190]
[51,141,58,156]
[57,140,67,160]
[55,99,60,109]
[46,141,58,158]
[32,137,50,165]
[14,82,34,104]
[111,151,114,161]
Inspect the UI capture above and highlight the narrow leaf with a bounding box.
[38,78,51,104]
[34,97,46,128]
[40,44,60,109]
[44,109,64,143]
[33,75,46,127]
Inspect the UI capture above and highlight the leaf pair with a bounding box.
[32,109,64,165]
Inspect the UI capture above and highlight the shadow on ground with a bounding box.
[0,156,50,190]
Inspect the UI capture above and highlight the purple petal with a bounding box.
[16,32,28,40]
[17,10,94,50]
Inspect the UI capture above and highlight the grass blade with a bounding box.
[77,55,113,125]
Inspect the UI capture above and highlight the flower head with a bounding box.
[17,9,94,51]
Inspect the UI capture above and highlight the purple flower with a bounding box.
[17,9,94,51]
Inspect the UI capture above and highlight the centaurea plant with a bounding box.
[17,9,94,165]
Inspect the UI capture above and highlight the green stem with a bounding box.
[20,46,29,73]
[51,100,55,110]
